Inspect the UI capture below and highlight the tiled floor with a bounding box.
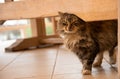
[0,41,118,79]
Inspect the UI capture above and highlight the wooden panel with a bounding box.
[0,20,5,25]
[5,0,13,2]
[118,1,120,78]
[0,0,117,21]
[5,37,63,51]
[5,37,40,51]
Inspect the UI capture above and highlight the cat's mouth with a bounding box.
[57,29,77,34]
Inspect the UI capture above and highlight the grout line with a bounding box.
[15,76,35,79]
[0,51,25,71]
[50,45,60,79]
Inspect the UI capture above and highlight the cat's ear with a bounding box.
[79,18,86,24]
[58,12,64,16]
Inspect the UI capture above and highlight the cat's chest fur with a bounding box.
[61,33,94,52]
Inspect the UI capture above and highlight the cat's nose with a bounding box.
[68,26,73,31]
[68,28,72,31]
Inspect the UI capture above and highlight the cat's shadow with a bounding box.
[92,66,117,75]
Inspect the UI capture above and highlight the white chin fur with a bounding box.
[65,31,75,33]
[60,34,65,38]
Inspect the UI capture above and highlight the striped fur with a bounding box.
[58,12,117,75]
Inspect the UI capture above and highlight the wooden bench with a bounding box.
[0,0,119,78]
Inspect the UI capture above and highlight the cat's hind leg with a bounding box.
[109,46,117,64]
[93,52,103,67]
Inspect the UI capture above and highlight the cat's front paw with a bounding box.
[82,69,91,75]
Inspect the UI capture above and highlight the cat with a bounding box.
[57,12,117,75]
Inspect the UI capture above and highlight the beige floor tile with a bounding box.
[0,48,58,79]
[54,64,82,74]
[53,72,118,79]
[53,45,83,74]
[54,45,118,79]
[56,45,81,65]
[3,46,58,70]
[53,73,83,79]
[15,75,51,79]
[0,45,59,79]
[0,40,23,70]
[54,56,117,79]
[0,71,51,79]
[22,46,59,57]
[0,41,118,79]
[0,54,20,70]
[0,64,53,78]
[54,57,115,75]
[4,52,56,67]
[4,57,55,67]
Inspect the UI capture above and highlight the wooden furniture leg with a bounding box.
[5,18,63,52]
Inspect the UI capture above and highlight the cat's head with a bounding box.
[58,12,85,34]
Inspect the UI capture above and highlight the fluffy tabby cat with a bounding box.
[58,12,117,75]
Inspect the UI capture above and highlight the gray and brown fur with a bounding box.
[58,12,117,75]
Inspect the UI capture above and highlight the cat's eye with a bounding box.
[62,22,67,26]
[74,22,79,26]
